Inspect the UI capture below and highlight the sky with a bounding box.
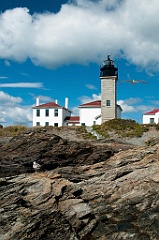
[0,0,159,127]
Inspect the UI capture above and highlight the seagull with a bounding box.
[33,161,41,172]
[120,79,148,84]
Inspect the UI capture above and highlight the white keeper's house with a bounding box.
[32,56,122,127]
[142,109,159,124]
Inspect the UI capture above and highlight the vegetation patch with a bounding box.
[0,125,28,137]
[92,119,149,138]
[76,126,97,139]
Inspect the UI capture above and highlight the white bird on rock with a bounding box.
[33,161,41,172]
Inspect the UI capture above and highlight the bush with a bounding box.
[92,119,149,138]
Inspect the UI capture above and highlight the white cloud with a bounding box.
[117,98,156,115]
[124,97,142,105]
[0,106,32,126]
[86,84,97,90]
[117,100,135,113]
[0,91,22,105]
[0,76,8,79]
[20,72,30,77]
[0,91,32,126]
[37,95,53,102]
[71,106,79,116]
[78,93,101,104]
[152,100,159,105]
[0,82,43,88]
[4,60,11,66]
[0,1,159,71]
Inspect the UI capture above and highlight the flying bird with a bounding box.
[120,80,148,84]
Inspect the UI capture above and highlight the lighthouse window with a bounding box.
[54,109,58,117]
[106,100,111,106]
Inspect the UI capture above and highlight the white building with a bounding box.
[33,97,71,127]
[32,98,122,127]
[142,109,159,124]
[79,100,122,126]
[32,56,122,127]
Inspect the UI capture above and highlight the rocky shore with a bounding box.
[0,127,159,239]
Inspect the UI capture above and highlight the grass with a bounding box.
[0,125,28,137]
[76,126,97,139]
[0,120,158,139]
[92,119,149,138]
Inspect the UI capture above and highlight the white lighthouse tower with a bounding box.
[100,55,118,123]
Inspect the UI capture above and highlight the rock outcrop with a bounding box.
[0,128,114,177]
[0,128,159,240]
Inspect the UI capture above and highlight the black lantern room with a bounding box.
[100,55,118,78]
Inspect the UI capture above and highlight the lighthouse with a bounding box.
[100,55,118,123]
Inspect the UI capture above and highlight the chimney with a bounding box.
[65,97,68,109]
[36,97,40,106]
[55,99,58,104]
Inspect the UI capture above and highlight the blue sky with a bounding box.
[0,0,159,126]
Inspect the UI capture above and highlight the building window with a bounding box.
[36,109,40,117]
[45,122,49,126]
[45,109,49,117]
[54,109,58,117]
[81,123,85,126]
[36,122,40,126]
[54,123,58,127]
[150,118,154,124]
[106,100,110,106]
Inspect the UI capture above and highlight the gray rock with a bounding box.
[0,128,159,239]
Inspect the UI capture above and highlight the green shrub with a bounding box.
[92,119,149,138]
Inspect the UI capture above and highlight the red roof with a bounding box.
[79,100,101,107]
[65,116,80,123]
[33,102,62,109]
[144,109,159,115]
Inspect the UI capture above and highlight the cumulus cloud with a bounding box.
[0,91,32,126]
[0,91,22,105]
[0,1,159,71]
[124,97,142,105]
[78,93,101,104]
[117,98,155,115]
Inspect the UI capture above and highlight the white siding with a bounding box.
[80,107,101,126]
[143,112,159,124]
[117,106,122,119]
[33,108,69,127]
[62,109,71,126]
[67,123,81,126]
